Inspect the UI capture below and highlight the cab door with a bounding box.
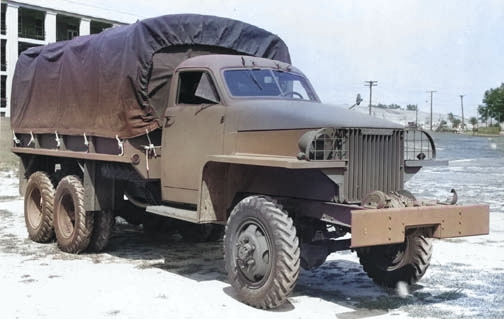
[161,69,225,205]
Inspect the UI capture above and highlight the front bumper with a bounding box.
[351,204,490,248]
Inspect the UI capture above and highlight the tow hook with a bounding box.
[440,189,458,205]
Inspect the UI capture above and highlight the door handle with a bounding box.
[165,116,175,127]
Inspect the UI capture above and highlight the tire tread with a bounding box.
[24,172,55,243]
[54,175,94,254]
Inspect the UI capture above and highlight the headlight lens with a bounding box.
[298,128,348,161]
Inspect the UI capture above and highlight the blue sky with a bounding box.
[83,0,504,118]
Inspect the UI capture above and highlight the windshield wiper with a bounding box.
[247,69,263,91]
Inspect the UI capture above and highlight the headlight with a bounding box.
[404,129,436,161]
[298,128,348,161]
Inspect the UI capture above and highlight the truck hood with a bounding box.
[229,100,403,131]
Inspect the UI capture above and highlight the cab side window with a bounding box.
[177,71,220,104]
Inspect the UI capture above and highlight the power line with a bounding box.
[365,81,378,115]
[460,94,465,130]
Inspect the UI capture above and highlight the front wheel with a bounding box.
[224,196,300,309]
[356,229,433,288]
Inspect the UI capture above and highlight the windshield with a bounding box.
[223,69,318,101]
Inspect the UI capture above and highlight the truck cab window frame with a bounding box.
[176,70,220,105]
[223,68,318,101]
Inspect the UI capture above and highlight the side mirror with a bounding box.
[349,93,363,110]
[356,93,363,105]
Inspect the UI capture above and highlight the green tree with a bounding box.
[447,112,462,129]
[447,112,455,125]
[406,104,417,111]
[479,83,504,123]
[469,117,478,134]
[478,105,489,126]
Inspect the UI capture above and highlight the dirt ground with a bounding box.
[0,170,503,319]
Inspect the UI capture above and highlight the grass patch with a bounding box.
[0,117,20,171]
[474,126,501,136]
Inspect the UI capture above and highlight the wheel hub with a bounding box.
[235,223,270,283]
[237,241,255,263]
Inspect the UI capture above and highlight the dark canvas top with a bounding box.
[10,14,291,138]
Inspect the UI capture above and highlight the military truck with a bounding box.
[11,14,489,309]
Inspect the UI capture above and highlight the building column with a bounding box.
[5,3,19,117]
[79,18,90,36]
[45,10,57,44]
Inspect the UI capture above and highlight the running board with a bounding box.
[146,205,198,223]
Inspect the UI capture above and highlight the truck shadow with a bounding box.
[103,222,465,314]
[104,221,227,281]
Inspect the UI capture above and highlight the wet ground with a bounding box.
[1,190,503,318]
[1,133,503,318]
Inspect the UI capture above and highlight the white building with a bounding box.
[1,0,139,117]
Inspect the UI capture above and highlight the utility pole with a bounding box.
[427,90,437,131]
[415,104,418,127]
[460,95,465,130]
[365,81,378,115]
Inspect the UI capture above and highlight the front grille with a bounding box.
[298,127,405,203]
[343,129,403,203]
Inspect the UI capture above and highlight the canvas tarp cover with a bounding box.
[10,14,291,139]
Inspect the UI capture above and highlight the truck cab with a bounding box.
[159,55,320,205]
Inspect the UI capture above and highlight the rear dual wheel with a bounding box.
[24,172,55,243]
[88,209,115,252]
[24,172,114,253]
[53,175,94,254]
